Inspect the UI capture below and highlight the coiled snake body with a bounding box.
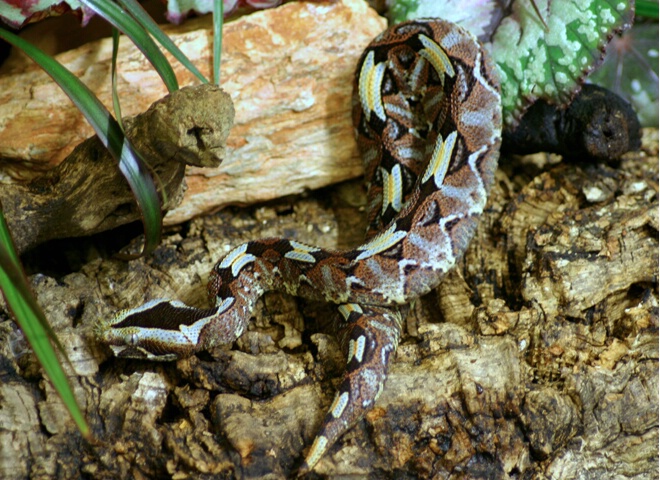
[99,19,502,472]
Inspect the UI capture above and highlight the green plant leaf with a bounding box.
[385,0,503,38]
[111,28,124,131]
[492,0,635,127]
[0,204,90,437]
[117,0,209,84]
[636,0,659,18]
[213,0,224,85]
[0,28,163,256]
[80,0,179,93]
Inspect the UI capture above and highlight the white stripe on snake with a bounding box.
[98,19,502,473]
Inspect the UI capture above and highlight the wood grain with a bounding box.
[0,0,386,226]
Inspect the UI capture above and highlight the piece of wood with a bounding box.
[0,131,656,478]
[0,0,385,225]
[1,84,234,254]
[0,1,656,477]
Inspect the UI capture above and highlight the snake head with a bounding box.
[97,298,215,361]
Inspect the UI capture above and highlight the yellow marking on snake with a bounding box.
[381,164,404,215]
[284,241,320,263]
[330,391,350,418]
[338,303,363,321]
[346,334,367,365]
[358,50,387,122]
[215,297,234,314]
[180,316,213,344]
[346,339,356,365]
[422,131,457,187]
[220,244,257,277]
[353,335,366,363]
[356,223,407,260]
[418,34,455,84]
[305,436,328,470]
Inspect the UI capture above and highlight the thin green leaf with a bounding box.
[0,205,89,436]
[0,215,64,357]
[0,28,163,257]
[80,0,179,93]
[636,0,659,18]
[0,208,19,267]
[213,0,224,85]
[115,143,163,259]
[118,0,209,84]
[111,28,124,131]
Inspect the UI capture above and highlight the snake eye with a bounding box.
[128,332,139,346]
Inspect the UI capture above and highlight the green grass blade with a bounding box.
[117,0,208,84]
[81,0,179,92]
[213,0,224,85]
[111,28,124,130]
[0,28,163,256]
[0,205,90,436]
[636,0,659,18]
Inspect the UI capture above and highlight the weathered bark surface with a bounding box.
[0,0,657,477]
[1,84,234,254]
[0,129,657,479]
[0,0,383,227]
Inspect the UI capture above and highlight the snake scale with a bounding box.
[98,19,502,473]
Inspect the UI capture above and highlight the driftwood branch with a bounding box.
[0,0,384,227]
[1,84,234,254]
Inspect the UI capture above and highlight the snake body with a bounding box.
[99,19,502,472]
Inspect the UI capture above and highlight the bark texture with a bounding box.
[0,130,657,479]
[0,0,383,227]
[1,84,234,254]
[0,1,657,478]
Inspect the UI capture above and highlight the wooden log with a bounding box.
[0,0,386,226]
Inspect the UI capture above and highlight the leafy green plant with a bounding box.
[0,0,275,28]
[0,205,89,436]
[0,0,223,438]
[493,0,634,127]
[384,0,636,128]
[635,0,659,19]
